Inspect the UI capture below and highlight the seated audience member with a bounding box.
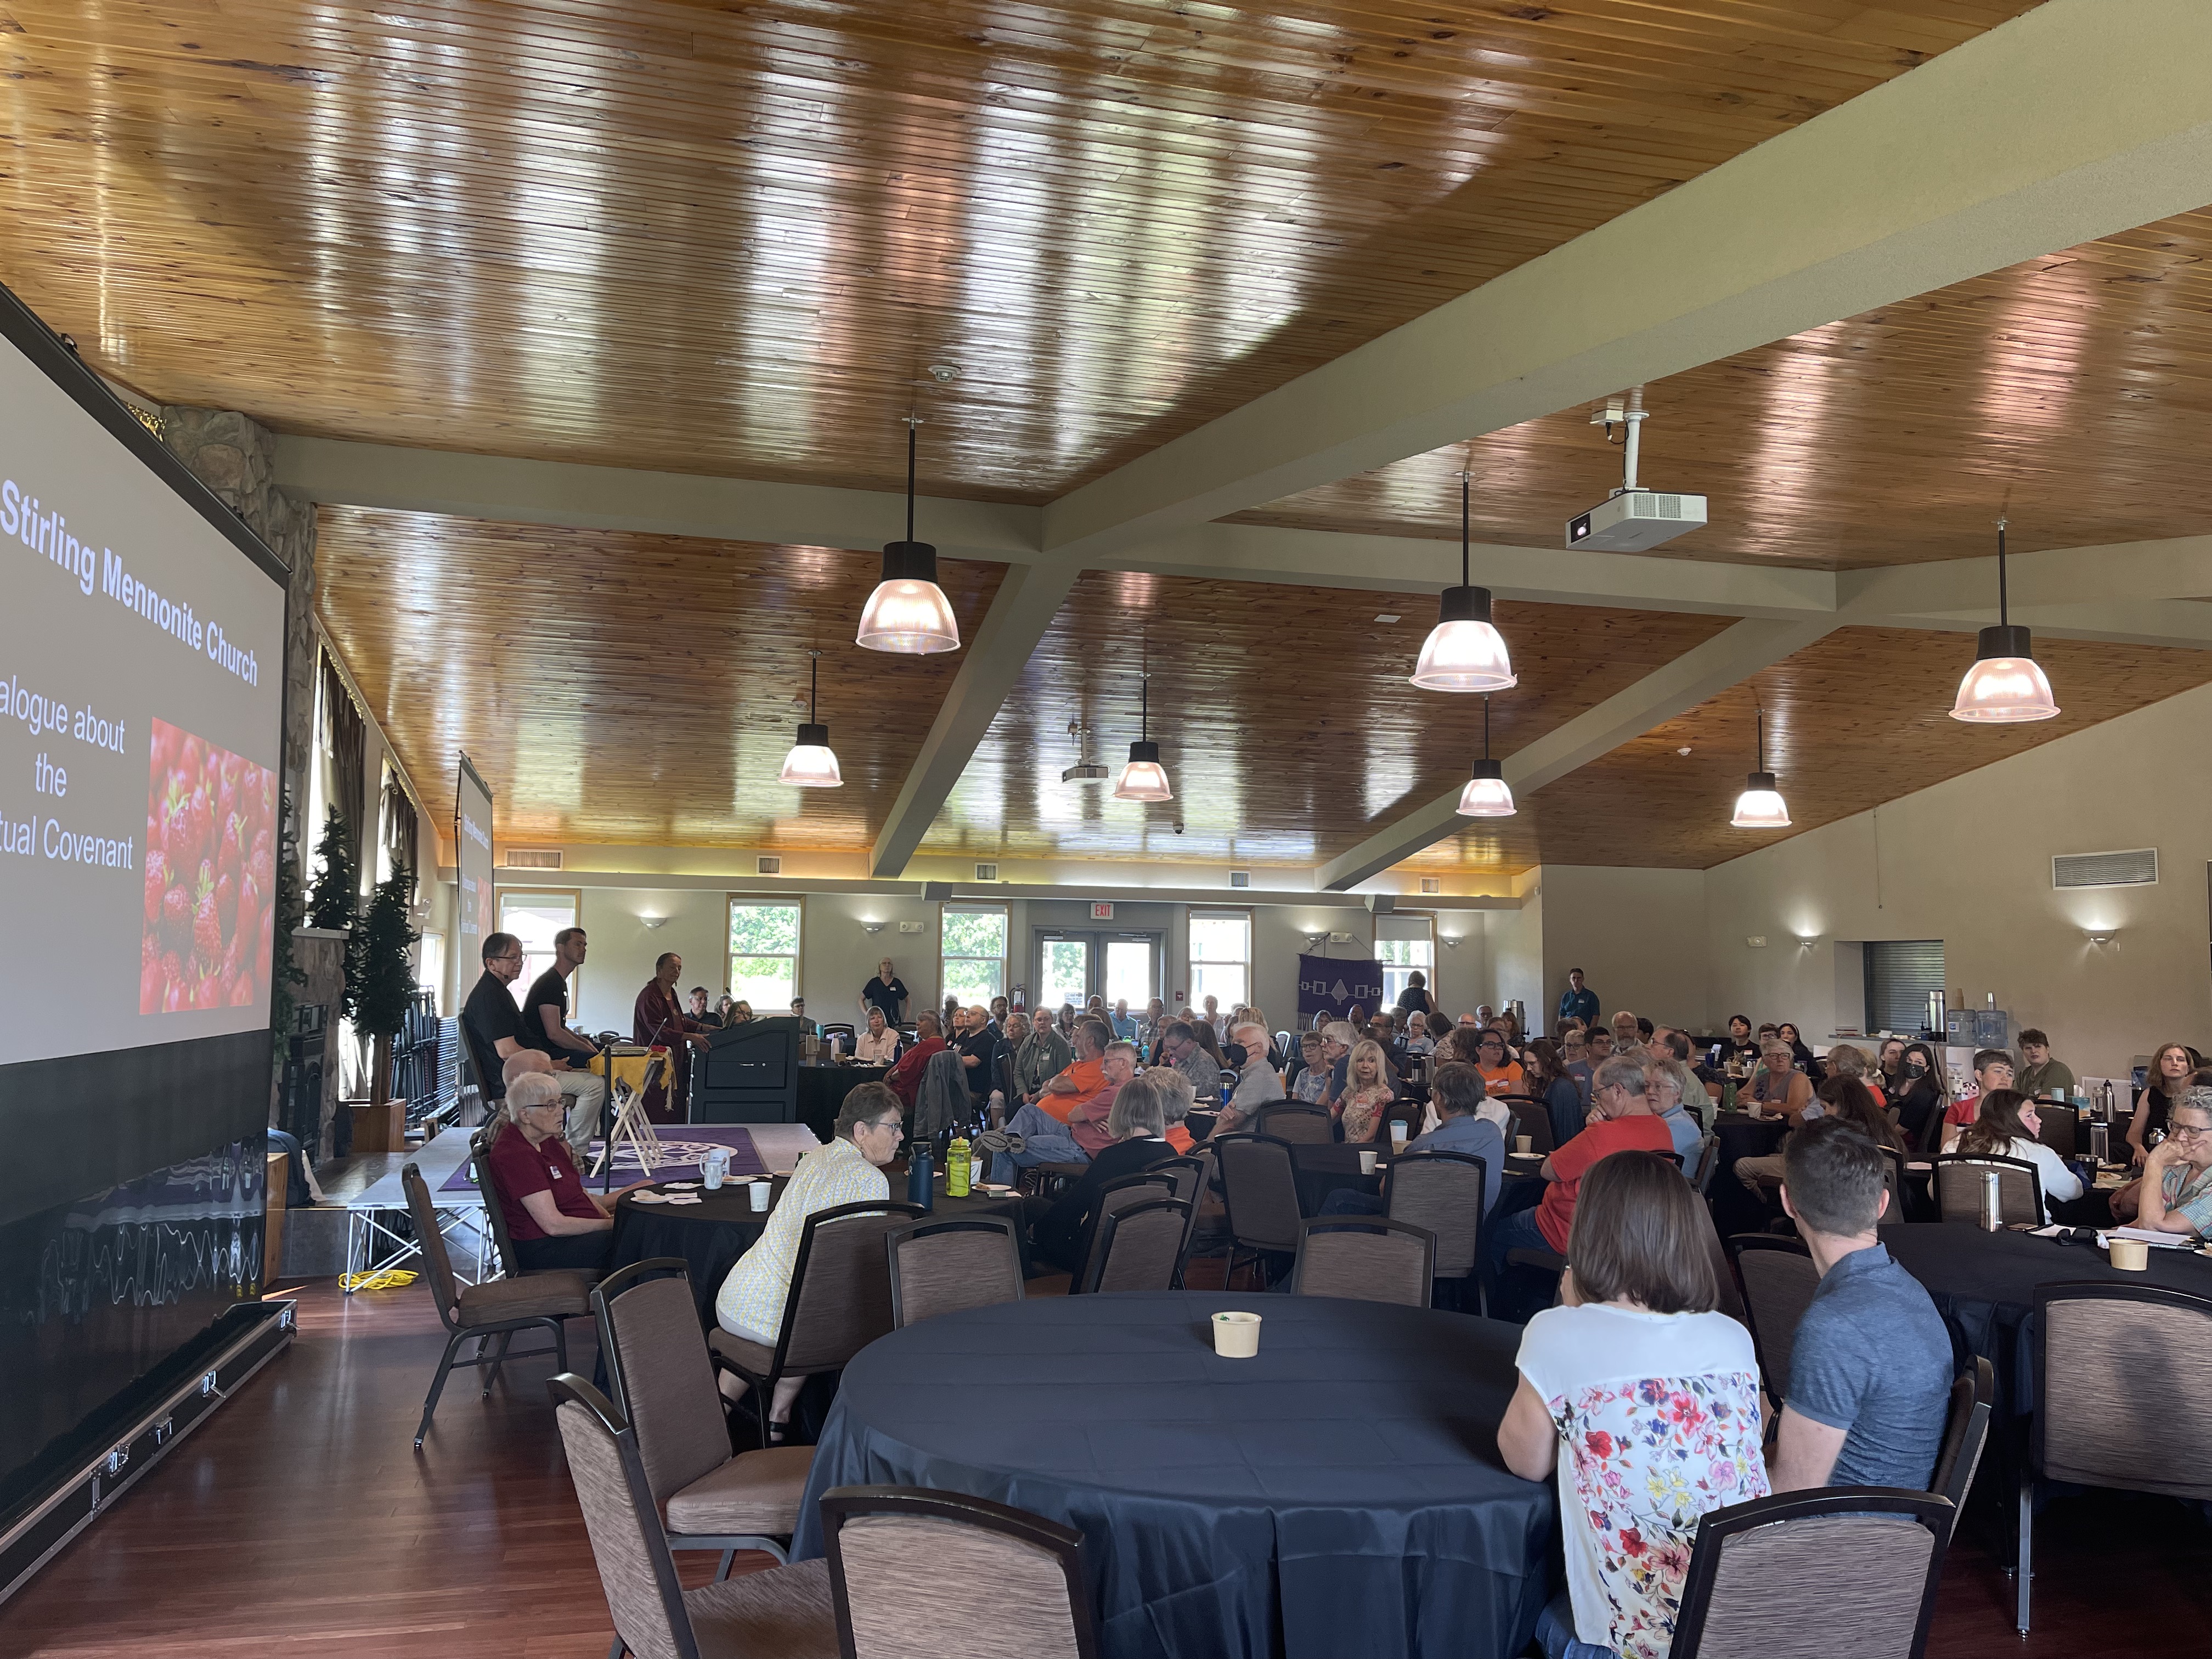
[989,995,1012,1033]
[1821,1042,1880,1105]
[1943,1048,2015,1137]
[1567,1028,1612,1106]
[1522,1039,1585,1152]
[484,1073,640,1274]
[1474,1027,1526,1098]
[729,999,754,1024]
[980,1032,1132,1184]
[1499,1152,1767,1659]
[1369,1013,1412,1075]
[1031,1071,1178,1274]
[1313,1020,1358,1107]
[1778,1021,1822,1081]
[951,1004,1003,1108]
[461,931,531,1102]
[789,997,819,1036]
[1639,1050,1706,1163]
[1890,1040,1946,1152]
[854,1004,901,1063]
[1199,994,1227,1043]
[2126,1041,2196,1166]
[2014,1029,2074,1100]
[1216,1022,1286,1135]
[1485,1056,1673,1285]
[1323,1061,1504,1221]
[1607,1010,1639,1052]
[1746,1038,1815,1121]
[688,987,721,1029]
[1289,1032,1330,1103]
[1335,1039,1397,1143]
[716,992,737,1023]
[2110,1087,2212,1235]
[1160,1019,1223,1108]
[1770,1120,1955,1492]
[1712,1013,1760,1071]
[1404,1010,1436,1057]
[885,1011,947,1107]
[1013,1012,1073,1103]
[714,1083,904,1438]
[1138,997,1167,1048]
[1876,1037,1909,1098]
[1109,998,1139,1040]
[1188,1016,1231,1079]
[1155,1068,1200,1153]
[501,1045,608,1159]
[1945,1088,2083,1220]
[1736,1074,1903,1204]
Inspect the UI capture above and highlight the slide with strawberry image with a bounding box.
[141,717,276,1014]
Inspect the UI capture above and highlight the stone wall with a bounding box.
[292,928,349,1161]
[157,407,318,826]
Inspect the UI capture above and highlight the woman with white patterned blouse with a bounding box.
[713,1082,905,1439]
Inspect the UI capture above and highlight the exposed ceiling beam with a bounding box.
[1039,0,2212,563]
[866,561,1082,879]
[1315,619,1839,891]
[273,434,1041,565]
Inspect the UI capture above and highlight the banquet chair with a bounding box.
[708,1200,926,1447]
[470,1128,603,1286]
[1930,1357,1995,1541]
[1254,1103,1333,1144]
[1933,1154,2045,1226]
[1877,1145,1908,1226]
[1378,1101,1425,1147]
[548,1374,836,1659]
[2032,1104,2080,1160]
[1728,1235,1819,1401]
[1077,1198,1192,1294]
[820,1022,856,1048]
[1155,1150,1226,1286]
[1070,1172,1178,1286]
[2018,1283,2212,1633]
[1689,1131,1720,1195]
[885,1218,1024,1328]
[592,1259,815,1576]
[1669,1488,1954,1659]
[1214,1135,1304,1289]
[1493,1096,1553,1155]
[1383,1150,1488,1314]
[820,1485,1098,1659]
[403,1162,592,1451]
[1291,1216,1435,1308]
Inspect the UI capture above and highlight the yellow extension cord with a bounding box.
[340,1267,420,1291]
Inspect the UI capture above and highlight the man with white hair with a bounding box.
[503,1046,607,1159]
[1316,1020,1358,1109]
[979,1035,1136,1185]
[1216,1022,1285,1135]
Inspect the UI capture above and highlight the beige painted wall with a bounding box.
[1538,866,1712,1034]
[1705,682,2212,1079]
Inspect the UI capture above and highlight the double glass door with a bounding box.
[1032,930,1162,1016]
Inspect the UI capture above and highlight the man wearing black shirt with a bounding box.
[951,1004,1003,1107]
[520,927,607,1149]
[688,986,722,1029]
[461,932,531,1103]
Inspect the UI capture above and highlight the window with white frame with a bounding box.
[941,906,1008,1007]
[727,899,802,1012]
[1187,910,1251,1010]
[1377,913,1436,1010]
[499,890,583,1014]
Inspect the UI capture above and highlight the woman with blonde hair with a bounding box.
[1336,1039,1396,1143]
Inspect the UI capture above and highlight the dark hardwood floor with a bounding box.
[6,1276,2204,1657]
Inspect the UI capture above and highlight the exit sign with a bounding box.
[1091,901,1114,920]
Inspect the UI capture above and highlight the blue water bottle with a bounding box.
[906,1143,934,1211]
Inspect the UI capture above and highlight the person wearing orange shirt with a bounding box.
[978,1020,1113,1183]
[1474,1027,1526,1098]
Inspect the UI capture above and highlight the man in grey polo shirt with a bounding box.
[1770,1119,1955,1491]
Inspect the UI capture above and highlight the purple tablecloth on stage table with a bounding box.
[438,1126,766,1194]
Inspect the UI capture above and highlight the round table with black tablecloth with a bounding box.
[1706,1111,1790,1237]
[792,1291,1555,1659]
[609,1174,1036,1326]
[1288,1141,1380,1212]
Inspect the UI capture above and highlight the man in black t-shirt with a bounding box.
[951,1004,1003,1105]
[461,932,531,1103]
[518,927,607,1149]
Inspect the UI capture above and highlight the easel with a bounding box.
[592,1044,664,1187]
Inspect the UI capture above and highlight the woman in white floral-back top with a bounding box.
[1498,1150,1767,1659]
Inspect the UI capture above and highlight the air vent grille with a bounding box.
[1652,493,1686,520]
[975,862,999,881]
[2052,848,2157,890]
[757,855,782,876]
[1229,871,1250,889]
[1420,877,1440,895]
[503,848,561,870]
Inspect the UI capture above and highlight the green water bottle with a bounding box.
[1721,1075,1737,1114]
[946,1133,972,1198]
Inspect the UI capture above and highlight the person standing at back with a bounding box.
[1556,968,1599,1029]
[860,958,907,1026]
[1394,970,1434,1018]
[1770,1121,1954,1493]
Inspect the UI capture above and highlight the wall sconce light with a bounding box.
[1440,935,1461,950]
[1304,933,1328,950]
[2084,930,2117,946]
[1796,935,1819,949]
[862,921,886,934]
[639,916,667,930]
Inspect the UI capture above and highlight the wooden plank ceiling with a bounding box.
[312,507,1002,848]
[915,569,1735,867]
[1409,628,2212,872]
[1237,210,2212,569]
[0,1,2028,504]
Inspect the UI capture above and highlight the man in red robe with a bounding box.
[633,951,709,1122]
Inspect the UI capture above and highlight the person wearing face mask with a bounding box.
[1891,1041,1947,1153]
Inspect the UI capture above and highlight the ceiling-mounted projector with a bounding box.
[1565,388,1706,551]
[1568,489,1708,552]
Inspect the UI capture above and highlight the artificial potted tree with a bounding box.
[351,862,420,1153]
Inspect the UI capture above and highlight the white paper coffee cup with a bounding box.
[1358,1149,1378,1175]
[1211,1311,1261,1358]
[2108,1236,2148,1271]
[1515,1135,1533,1154]
[748,1182,770,1213]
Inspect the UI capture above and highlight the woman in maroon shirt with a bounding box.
[487,1073,624,1271]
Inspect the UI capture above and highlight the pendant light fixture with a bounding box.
[1410,471,1516,692]
[1950,517,2058,723]
[855,416,962,654]
[1112,664,1172,802]
[777,651,844,787]
[1730,706,1789,830]
[1457,695,1515,817]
